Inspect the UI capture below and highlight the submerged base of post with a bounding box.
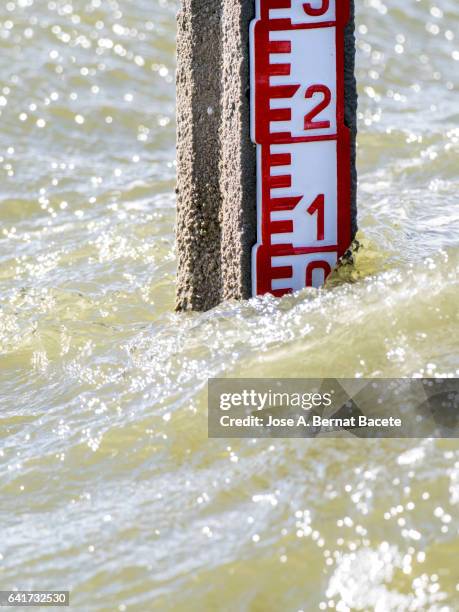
[176,1,357,311]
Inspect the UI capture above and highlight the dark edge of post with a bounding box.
[220,1,257,302]
[345,0,358,239]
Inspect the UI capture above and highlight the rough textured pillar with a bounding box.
[176,0,256,312]
[176,0,224,312]
[176,1,357,311]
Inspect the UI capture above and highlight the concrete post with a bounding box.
[176,1,357,311]
[176,1,225,312]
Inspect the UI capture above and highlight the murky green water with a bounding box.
[0,0,458,610]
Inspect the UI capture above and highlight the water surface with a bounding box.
[0,0,458,609]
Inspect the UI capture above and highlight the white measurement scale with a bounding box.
[250,0,352,296]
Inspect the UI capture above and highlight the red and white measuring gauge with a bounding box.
[250,0,352,297]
